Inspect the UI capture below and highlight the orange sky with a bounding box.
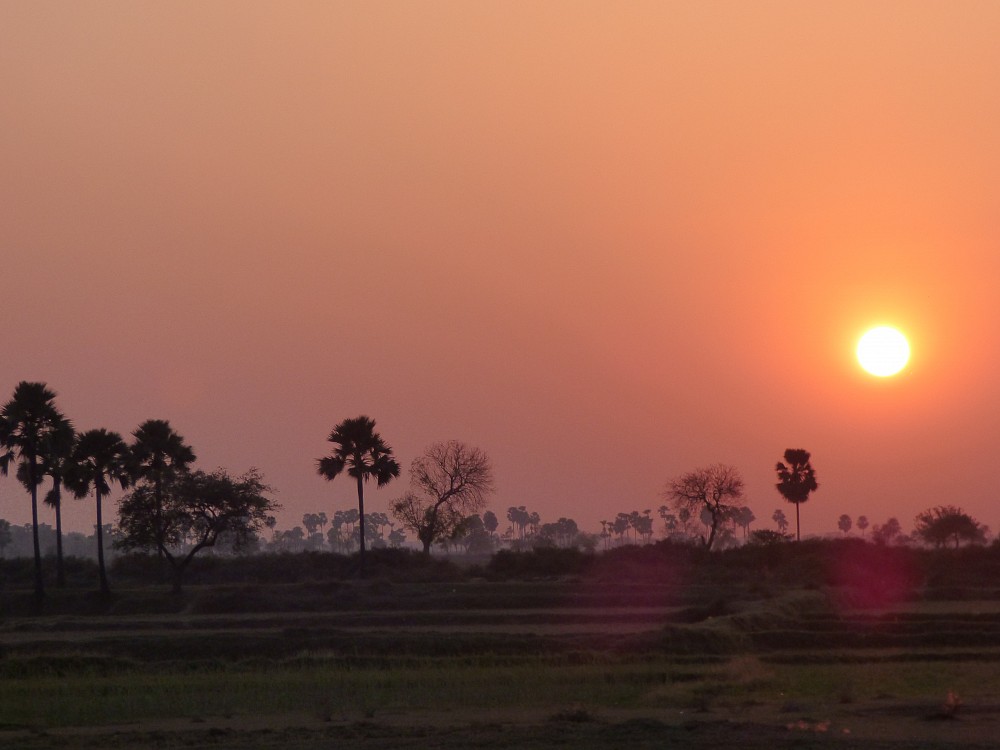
[3,2,1000,540]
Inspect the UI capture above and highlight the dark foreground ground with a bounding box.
[5,543,1000,748]
[6,708,1000,750]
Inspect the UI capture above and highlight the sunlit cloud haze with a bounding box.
[3,2,1000,539]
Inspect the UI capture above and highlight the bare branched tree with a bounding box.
[391,440,495,554]
[664,464,744,551]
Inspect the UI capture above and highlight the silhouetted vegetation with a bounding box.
[8,538,1000,618]
[664,464,745,550]
[914,505,988,548]
[749,529,790,546]
[37,417,75,587]
[317,416,400,578]
[775,448,818,541]
[391,440,495,554]
[10,379,1000,750]
[0,381,67,599]
[871,516,903,545]
[116,468,279,592]
[66,427,132,594]
[129,418,197,568]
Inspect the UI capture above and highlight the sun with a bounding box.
[856,326,910,377]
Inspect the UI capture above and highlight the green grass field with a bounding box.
[5,649,1000,729]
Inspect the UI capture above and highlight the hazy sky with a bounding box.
[3,2,1000,540]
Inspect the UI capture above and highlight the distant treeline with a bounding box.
[4,538,1000,605]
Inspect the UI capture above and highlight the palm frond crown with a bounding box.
[317,416,400,483]
[131,419,196,480]
[0,381,63,474]
[67,428,132,498]
[775,448,818,504]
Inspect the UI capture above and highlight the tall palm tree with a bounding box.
[38,417,76,587]
[0,381,65,598]
[317,416,400,577]
[130,419,196,562]
[775,448,818,542]
[67,428,132,594]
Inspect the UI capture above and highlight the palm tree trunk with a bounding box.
[96,489,110,594]
[53,479,65,587]
[29,457,44,599]
[154,476,170,585]
[795,502,801,542]
[356,474,366,578]
[154,475,166,561]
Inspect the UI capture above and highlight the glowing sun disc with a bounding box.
[857,326,910,377]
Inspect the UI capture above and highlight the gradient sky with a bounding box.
[3,2,1000,540]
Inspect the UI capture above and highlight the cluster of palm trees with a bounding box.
[271,509,404,553]
[600,510,656,547]
[3,387,826,593]
[505,506,541,541]
[0,381,194,598]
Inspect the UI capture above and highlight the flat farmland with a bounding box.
[3,575,1000,749]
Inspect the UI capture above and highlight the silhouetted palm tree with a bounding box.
[856,515,869,537]
[38,417,76,587]
[67,428,132,594]
[775,448,818,542]
[317,416,399,577]
[0,381,65,598]
[130,419,196,563]
[772,508,789,535]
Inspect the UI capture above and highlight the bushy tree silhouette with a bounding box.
[131,419,196,564]
[871,517,902,545]
[117,468,278,592]
[914,506,987,548]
